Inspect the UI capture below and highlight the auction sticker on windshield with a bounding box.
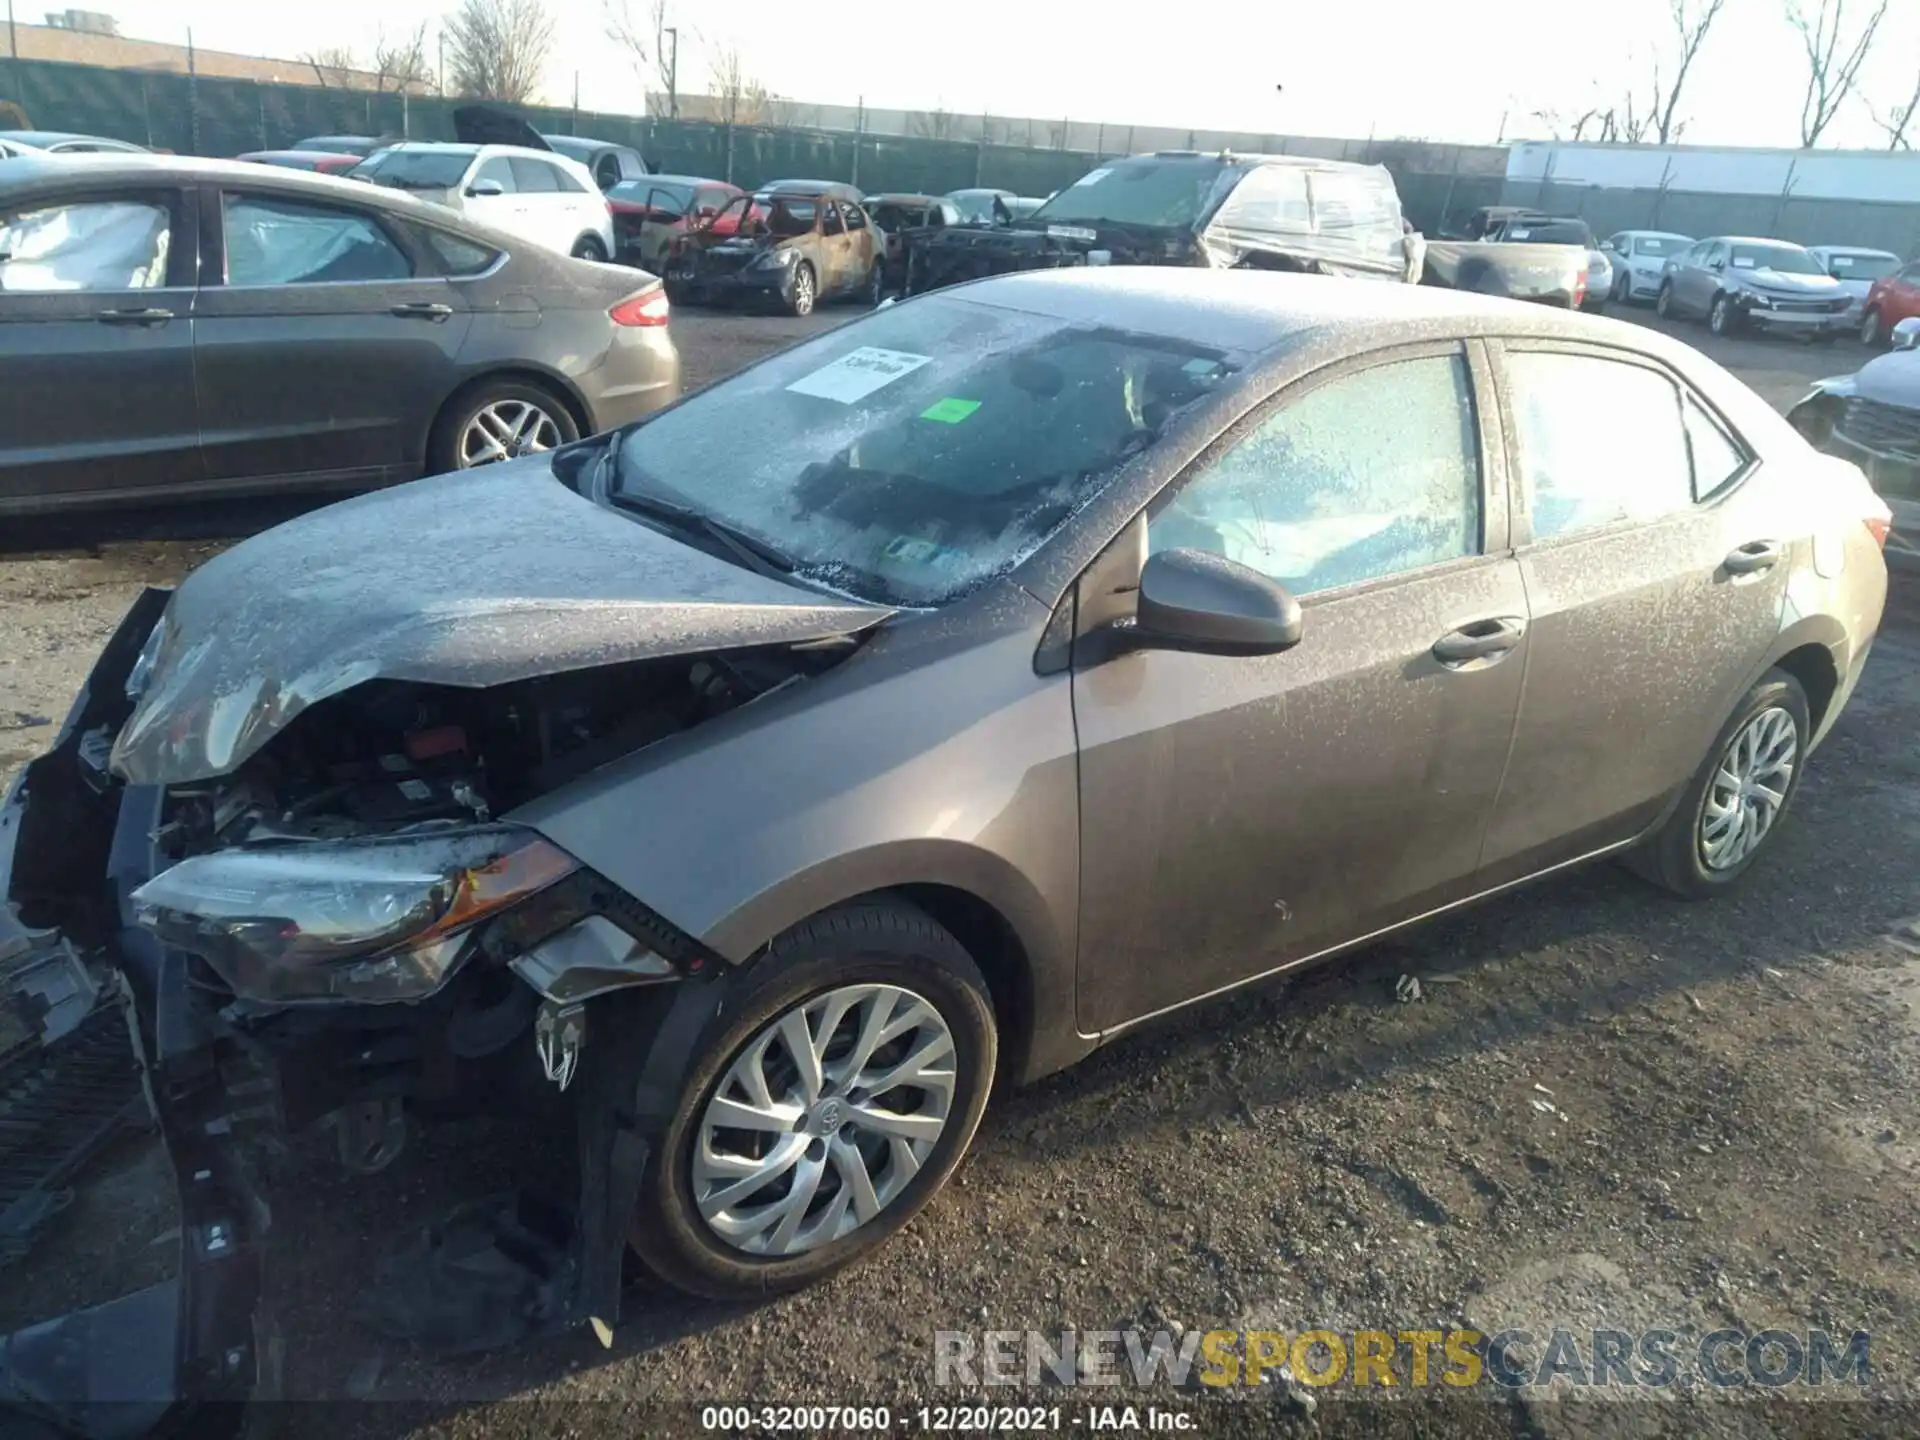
[787,347,933,404]
[1073,168,1112,187]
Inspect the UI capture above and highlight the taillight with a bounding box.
[610,289,670,327]
[1574,272,1587,307]
[1866,497,1893,549]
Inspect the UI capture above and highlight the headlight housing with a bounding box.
[132,826,577,1004]
[751,247,799,270]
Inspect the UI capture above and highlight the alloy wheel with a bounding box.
[1861,310,1882,347]
[458,400,561,467]
[790,264,816,316]
[1697,706,1798,872]
[692,983,957,1257]
[1710,296,1729,334]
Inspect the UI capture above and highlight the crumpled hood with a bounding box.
[1852,349,1920,409]
[1738,269,1840,297]
[110,461,890,786]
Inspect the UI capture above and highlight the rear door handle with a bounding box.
[390,302,454,321]
[97,307,173,326]
[1432,616,1526,665]
[1724,540,1782,574]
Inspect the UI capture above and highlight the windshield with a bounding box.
[1823,252,1898,281]
[871,202,934,230]
[1631,235,1685,257]
[1729,243,1823,275]
[947,191,1007,224]
[1031,159,1232,230]
[351,149,472,190]
[611,296,1235,606]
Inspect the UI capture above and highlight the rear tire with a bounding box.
[572,235,608,262]
[1627,670,1811,899]
[627,899,997,1300]
[428,378,580,474]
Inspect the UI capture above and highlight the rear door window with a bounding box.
[510,157,560,193]
[221,193,412,285]
[1505,351,1692,540]
[0,195,175,291]
[1682,395,1750,500]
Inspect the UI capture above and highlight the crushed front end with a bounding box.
[0,584,860,1436]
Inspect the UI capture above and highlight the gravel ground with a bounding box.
[3,303,1915,1437]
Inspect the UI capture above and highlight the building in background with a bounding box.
[9,12,430,93]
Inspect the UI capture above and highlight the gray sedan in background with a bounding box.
[1655,235,1852,338]
[0,154,679,517]
[0,269,1888,1408]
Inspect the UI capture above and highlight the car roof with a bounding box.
[619,173,730,187]
[0,129,116,145]
[1810,244,1897,256]
[0,151,499,214]
[867,193,944,205]
[1707,235,1809,247]
[542,133,634,150]
[759,178,861,196]
[937,267,1713,362]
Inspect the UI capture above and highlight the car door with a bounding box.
[461,155,521,241]
[1686,241,1727,316]
[1073,343,1529,1033]
[505,156,569,253]
[843,202,879,286]
[1887,262,1920,325]
[192,185,474,488]
[817,201,855,294]
[0,184,201,509]
[1475,342,1789,884]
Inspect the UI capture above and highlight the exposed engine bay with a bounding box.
[160,645,829,854]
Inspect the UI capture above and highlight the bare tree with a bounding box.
[709,45,771,126]
[1647,0,1727,143]
[371,24,434,95]
[604,0,676,102]
[909,107,962,141]
[1869,68,1920,148]
[442,0,555,104]
[301,45,360,89]
[1788,0,1891,146]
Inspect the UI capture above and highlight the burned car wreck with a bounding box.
[902,150,1421,296]
[663,180,885,316]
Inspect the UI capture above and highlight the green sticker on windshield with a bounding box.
[920,397,982,424]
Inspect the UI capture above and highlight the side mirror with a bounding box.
[1599,240,1615,252]
[468,179,505,198]
[1892,317,1920,352]
[1133,549,1303,656]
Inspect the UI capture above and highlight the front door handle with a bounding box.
[97,306,173,326]
[390,301,454,321]
[1724,540,1782,575]
[1432,616,1526,666]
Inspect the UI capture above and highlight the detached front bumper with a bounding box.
[1738,299,1851,336]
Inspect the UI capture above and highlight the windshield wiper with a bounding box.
[606,489,799,580]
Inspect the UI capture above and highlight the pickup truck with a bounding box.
[1422,212,1594,309]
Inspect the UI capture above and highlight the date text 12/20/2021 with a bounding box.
[699,1406,1196,1432]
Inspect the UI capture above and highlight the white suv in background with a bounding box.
[350,143,616,261]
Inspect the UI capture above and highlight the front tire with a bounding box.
[628,899,997,1300]
[1656,281,1675,319]
[1861,308,1885,347]
[572,235,609,263]
[1628,670,1811,899]
[786,261,818,317]
[1612,268,1632,304]
[1709,292,1738,336]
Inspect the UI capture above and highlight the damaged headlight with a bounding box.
[131,826,577,1004]
[751,247,799,269]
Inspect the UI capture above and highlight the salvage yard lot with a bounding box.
[3,303,1918,1436]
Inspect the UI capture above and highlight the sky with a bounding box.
[84,0,1920,151]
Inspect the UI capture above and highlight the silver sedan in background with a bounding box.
[1602,229,1694,304]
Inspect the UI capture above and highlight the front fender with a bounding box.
[511,593,1088,1084]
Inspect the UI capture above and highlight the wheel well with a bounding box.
[890,884,1033,1083]
[431,368,592,457]
[1774,643,1840,734]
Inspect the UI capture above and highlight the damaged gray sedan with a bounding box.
[0,267,1890,1429]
